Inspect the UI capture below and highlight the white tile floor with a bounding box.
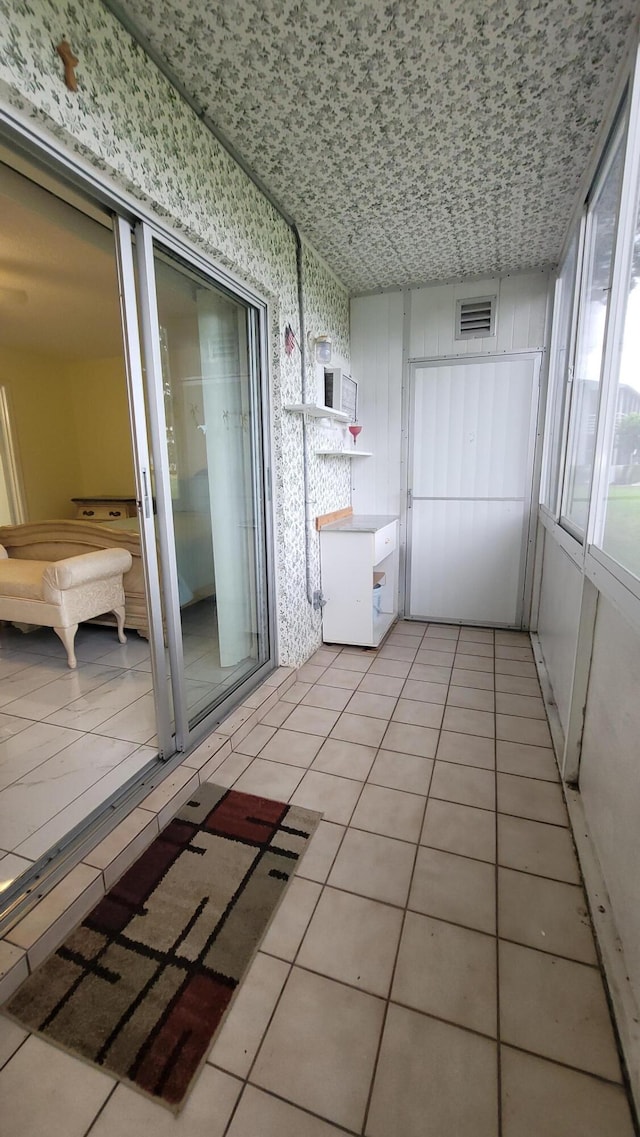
[0,601,253,879]
[0,622,637,1136]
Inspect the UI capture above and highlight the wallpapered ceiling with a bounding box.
[0,0,351,667]
[109,0,637,293]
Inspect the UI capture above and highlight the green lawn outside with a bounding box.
[602,484,640,578]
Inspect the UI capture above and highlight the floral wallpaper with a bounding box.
[111,0,636,293]
[0,0,351,666]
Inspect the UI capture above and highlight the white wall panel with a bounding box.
[409,271,548,359]
[350,291,404,515]
[495,271,549,353]
[408,281,459,358]
[580,597,640,1009]
[537,532,582,733]
[409,499,526,624]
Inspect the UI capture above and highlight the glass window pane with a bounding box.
[600,177,640,580]
[561,124,626,534]
[541,228,579,511]
[153,250,270,725]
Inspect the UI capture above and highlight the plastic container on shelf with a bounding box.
[373,580,383,615]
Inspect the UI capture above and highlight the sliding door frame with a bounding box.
[0,111,278,928]
[134,222,189,750]
[114,215,175,756]
[131,221,278,750]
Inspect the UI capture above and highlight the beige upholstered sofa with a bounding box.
[0,521,148,638]
[0,542,132,668]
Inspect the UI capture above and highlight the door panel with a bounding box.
[409,499,527,624]
[407,355,539,626]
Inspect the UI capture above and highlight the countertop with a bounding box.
[321,514,398,533]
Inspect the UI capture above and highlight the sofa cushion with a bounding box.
[0,559,46,600]
[42,548,132,592]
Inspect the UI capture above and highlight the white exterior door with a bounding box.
[406,354,540,626]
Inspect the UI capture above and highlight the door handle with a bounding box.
[407,488,413,509]
[141,468,151,519]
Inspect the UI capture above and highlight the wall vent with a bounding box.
[455,295,497,339]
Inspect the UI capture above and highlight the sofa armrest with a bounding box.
[42,548,133,593]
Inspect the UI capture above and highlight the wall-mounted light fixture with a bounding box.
[311,333,332,364]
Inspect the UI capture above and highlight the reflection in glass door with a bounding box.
[135,227,272,739]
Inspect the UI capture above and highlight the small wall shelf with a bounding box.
[315,449,373,458]
[284,403,349,422]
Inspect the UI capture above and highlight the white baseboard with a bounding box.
[564,787,640,1119]
[532,635,640,1122]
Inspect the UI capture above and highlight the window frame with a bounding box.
[559,111,628,542]
[586,59,640,597]
[538,53,640,628]
[540,218,584,520]
[0,385,26,524]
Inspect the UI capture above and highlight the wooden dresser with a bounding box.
[71,497,138,521]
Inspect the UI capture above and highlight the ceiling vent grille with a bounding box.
[455,296,497,340]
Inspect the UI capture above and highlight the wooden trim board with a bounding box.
[315,507,353,530]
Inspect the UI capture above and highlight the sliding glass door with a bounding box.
[128,224,272,749]
[0,147,273,924]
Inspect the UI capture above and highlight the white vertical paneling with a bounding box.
[350,292,404,515]
[580,597,640,1010]
[412,359,534,498]
[409,499,525,624]
[408,271,548,359]
[495,272,549,353]
[409,283,452,357]
[537,532,583,733]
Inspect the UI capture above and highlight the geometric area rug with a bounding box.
[4,783,321,1112]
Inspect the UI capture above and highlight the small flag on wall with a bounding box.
[284,324,296,355]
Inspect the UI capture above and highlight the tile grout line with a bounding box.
[360,620,454,1136]
[2,625,599,1131]
[260,897,602,971]
[493,628,503,1137]
[232,625,435,1136]
[82,1081,119,1137]
[222,1081,361,1137]
[0,1028,30,1073]
[218,648,397,1137]
[361,623,461,1137]
[218,769,359,1134]
[243,749,568,833]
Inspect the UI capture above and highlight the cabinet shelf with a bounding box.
[284,403,349,422]
[372,611,396,646]
[315,450,373,458]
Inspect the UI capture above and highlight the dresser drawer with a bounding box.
[374,521,397,565]
[75,505,127,520]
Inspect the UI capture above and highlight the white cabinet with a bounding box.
[319,515,399,647]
